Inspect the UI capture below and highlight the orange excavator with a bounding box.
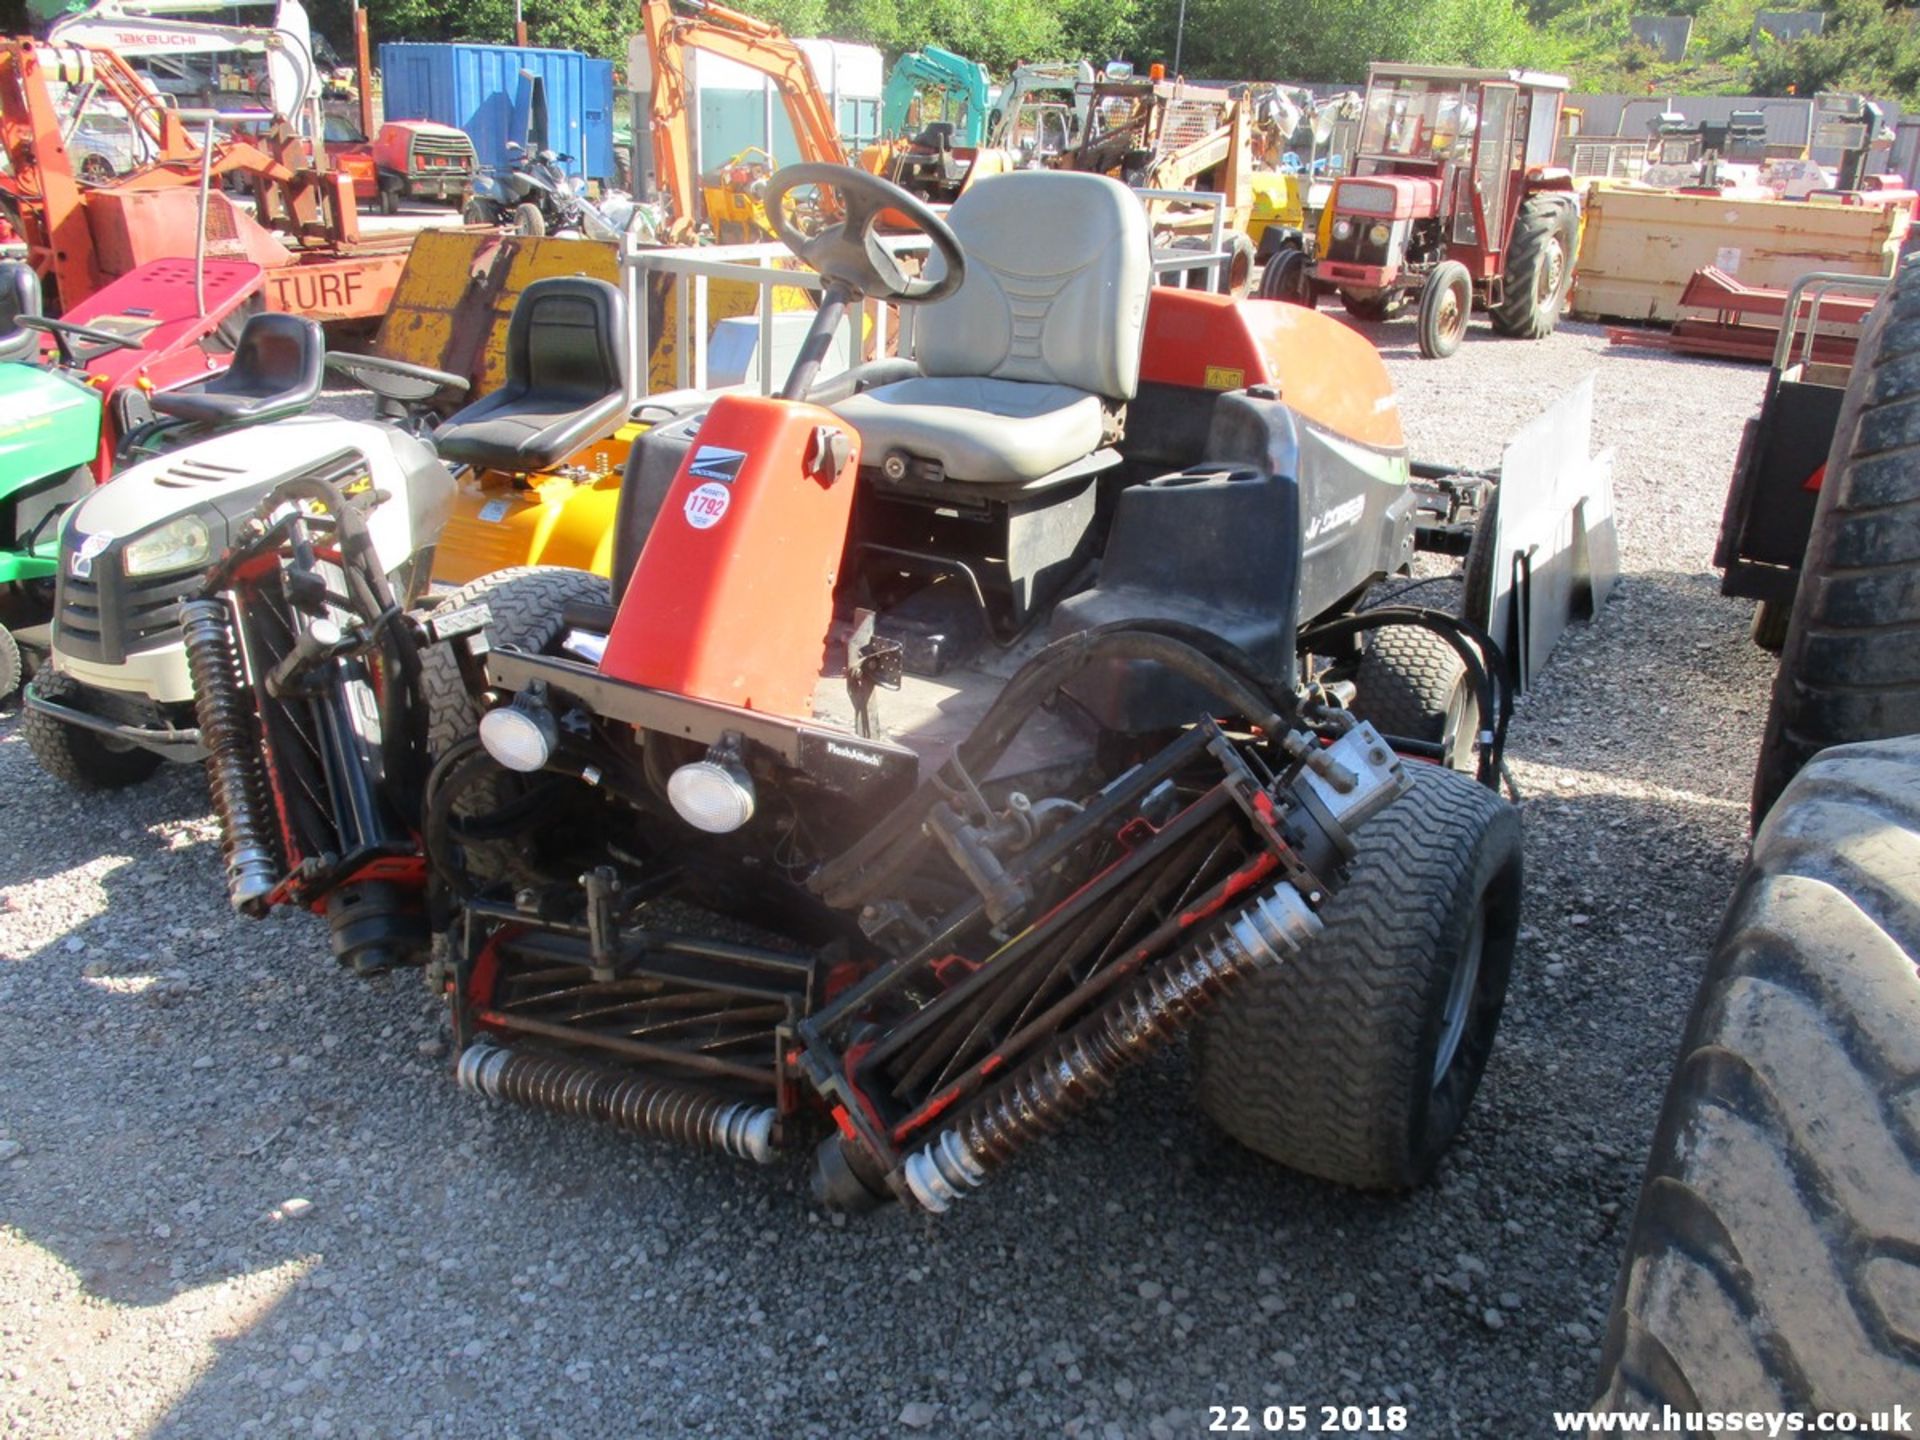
[0,39,411,322]
[639,0,849,240]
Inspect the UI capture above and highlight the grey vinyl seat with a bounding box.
[833,170,1151,485]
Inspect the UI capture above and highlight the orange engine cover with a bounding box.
[598,394,861,720]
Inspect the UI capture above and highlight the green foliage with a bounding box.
[294,0,1920,104]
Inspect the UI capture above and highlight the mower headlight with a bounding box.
[1368,223,1391,246]
[478,694,558,773]
[1332,218,1354,241]
[667,755,756,834]
[122,514,211,576]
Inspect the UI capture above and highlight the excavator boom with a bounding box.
[641,0,846,239]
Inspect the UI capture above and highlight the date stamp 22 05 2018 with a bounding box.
[1209,1404,1412,1434]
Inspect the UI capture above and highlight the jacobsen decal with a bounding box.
[1304,495,1366,542]
[688,445,748,483]
[683,481,731,530]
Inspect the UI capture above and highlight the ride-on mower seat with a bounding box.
[0,262,43,366]
[833,170,1150,485]
[434,277,628,474]
[150,312,323,426]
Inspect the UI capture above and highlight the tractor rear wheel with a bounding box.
[1595,739,1920,1423]
[1753,255,1920,826]
[1193,764,1521,1188]
[420,566,611,888]
[22,672,164,790]
[1258,248,1312,306]
[1417,260,1472,359]
[1490,194,1578,339]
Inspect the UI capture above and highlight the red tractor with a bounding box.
[1268,64,1581,359]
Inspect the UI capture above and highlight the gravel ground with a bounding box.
[0,312,1774,1439]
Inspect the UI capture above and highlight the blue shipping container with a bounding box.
[379,42,615,181]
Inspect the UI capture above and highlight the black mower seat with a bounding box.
[151,312,323,426]
[0,262,43,366]
[434,276,628,474]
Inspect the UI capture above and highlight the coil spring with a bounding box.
[903,880,1322,1213]
[181,598,281,915]
[456,1044,777,1164]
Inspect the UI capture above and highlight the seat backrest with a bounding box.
[0,261,43,365]
[505,276,627,404]
[217,312,324,399]
[916,170,1150,401]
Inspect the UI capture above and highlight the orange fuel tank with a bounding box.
[597,393,861,720]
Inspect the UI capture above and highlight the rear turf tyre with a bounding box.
[1490,194,1577,339]
[1417,260,1472,359]
[421,566,611,888]
[1194,764,1522,1188]
[1595,739,1920,1422]
[1351,624,1479,771]
[22,672,164,790]
[1753,257,1920,826]
[1340,288,1399,322]
[1258,248,1312,306]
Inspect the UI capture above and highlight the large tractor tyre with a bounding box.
[1257,247,1312,306]
[1351,623,1479,771]
[512,202,547,237]
[420,566,611,887]
[22,673,164,790]
[1194,764,1522,1188]
[1489,194,1578,340]
[1595,739,1920,1424]
[1417,260,1473,360]
[1340,288,1400,323]
[1753,258,1920,826]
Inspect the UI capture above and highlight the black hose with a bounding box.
[1297,606,1511,787]
[810,621,1298,910]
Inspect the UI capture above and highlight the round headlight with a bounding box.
[478,700,556,773]
[1368,223,1391,246]
[123,514,211,577]
[667,758,756,834]
[1332,218,1353,241]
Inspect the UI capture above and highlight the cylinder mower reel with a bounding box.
[185,163,1526,1216]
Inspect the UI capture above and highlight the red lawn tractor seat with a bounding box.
[833,170,1151,484]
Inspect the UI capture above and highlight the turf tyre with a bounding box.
[1194,764,1522,1188]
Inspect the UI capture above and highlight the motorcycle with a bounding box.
[461,141,625,239]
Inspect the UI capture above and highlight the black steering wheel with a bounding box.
[325,350,468,405]
[763,163,966,305]
[19,315,141,366]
